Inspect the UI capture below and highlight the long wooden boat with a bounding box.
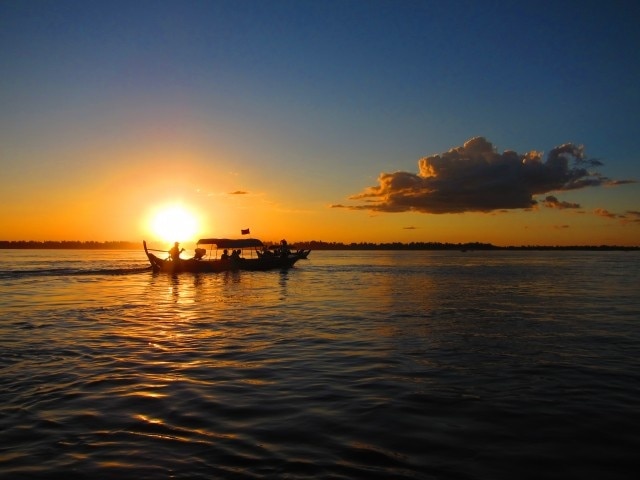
[143,238,308,273]
[257,244,311,259]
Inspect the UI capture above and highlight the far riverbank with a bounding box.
[1,240,637,251]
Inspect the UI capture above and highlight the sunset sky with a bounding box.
[1,0,639,247]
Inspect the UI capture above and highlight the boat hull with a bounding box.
[143,242,302,273]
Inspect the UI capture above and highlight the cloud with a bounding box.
[594,208,617,219]
[621,211,640,224]
[229,190,248,195]
[543,195,580,209]
[590,208,640,225]
[336,137,634,214]
[607,180,636,186]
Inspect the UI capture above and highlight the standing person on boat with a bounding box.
[169,242,184,261]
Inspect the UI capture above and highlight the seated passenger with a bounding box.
[280,239,290,256]
[221,249,229,260]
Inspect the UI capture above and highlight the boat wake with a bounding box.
[0,266,152,280]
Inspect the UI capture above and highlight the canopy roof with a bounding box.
[197,238,264,248]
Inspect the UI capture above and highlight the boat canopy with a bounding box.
[197,238,264,248]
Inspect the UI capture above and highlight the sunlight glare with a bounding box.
[149,204,200,243]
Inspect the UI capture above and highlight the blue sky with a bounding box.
[1,0,639,245]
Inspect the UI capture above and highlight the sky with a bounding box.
[1,0,639,247]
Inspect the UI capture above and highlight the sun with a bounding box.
[149,204,201,243]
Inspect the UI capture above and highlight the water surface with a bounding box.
[1,249,639,479]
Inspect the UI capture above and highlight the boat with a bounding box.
[257,244,311,259]
[143,238,308,273]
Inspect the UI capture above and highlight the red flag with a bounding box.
[241,228,250,235]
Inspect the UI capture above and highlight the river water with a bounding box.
[1,249,638,479]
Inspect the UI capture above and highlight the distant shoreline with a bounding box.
[0,240,638,251]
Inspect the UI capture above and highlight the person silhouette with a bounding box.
[169,242,184,261]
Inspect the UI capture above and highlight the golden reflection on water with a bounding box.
[128,391,168,399]
[135,414,163,424]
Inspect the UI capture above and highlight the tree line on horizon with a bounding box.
[0,240,637,251]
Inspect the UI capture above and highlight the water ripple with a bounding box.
[1,250,639,478]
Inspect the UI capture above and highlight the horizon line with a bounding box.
[0,240,638,250]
